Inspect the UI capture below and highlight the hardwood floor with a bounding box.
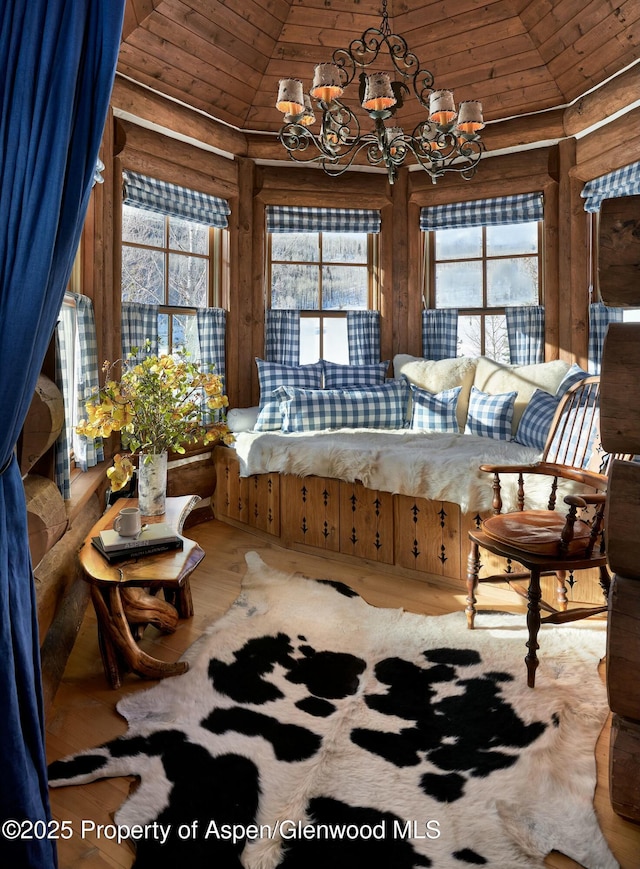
[46,519,640,868]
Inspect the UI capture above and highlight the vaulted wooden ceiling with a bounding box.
[120,0,640,139]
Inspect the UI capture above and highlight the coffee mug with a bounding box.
[113,506,142,537]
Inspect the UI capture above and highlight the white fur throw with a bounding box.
[232,429,566,513]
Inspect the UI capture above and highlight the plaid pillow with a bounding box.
[514,388,559,449]
[410,385,461,432]
[464,386,517,440]
[323,360,389,389]
[555,363,590,398]
[254,358,324,431]
[280,381,408,432]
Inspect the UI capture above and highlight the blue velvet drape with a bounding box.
[0,2,124,866]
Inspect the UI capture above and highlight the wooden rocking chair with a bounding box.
[466,376,628,687]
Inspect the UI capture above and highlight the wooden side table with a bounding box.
[79,495,205,688]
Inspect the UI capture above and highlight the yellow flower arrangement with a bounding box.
[76,346,234,491]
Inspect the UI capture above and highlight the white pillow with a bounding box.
[473,358,570,433]
[226,406,259,432]
[393,355,477,430]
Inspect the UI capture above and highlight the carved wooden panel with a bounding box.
[394,496,461,578]
[247,473,280,537]
[213,447,249,524]
[281,475,340,551]
[460,509,503,579]
[339,482,393,564]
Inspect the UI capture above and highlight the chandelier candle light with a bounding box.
[275,0,484,184]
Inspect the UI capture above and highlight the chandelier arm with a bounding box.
[410,134,484,181]
[279,97,365,159]
[332,27,435,110]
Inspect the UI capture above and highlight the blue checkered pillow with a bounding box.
[410,384,461,432]
[280,381,408,432]
[555,363,590,398]
[514,388,559,449]
[465,386,517,440]
[323,361,389,389]
[254,358,324,431]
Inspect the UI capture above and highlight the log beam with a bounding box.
[564,63,640,138]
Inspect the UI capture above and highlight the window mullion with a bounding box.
[164,215,170,306]
[481,226,488,309]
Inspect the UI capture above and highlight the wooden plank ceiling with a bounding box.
[119,0,640,134]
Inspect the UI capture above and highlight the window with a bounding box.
[266,206,381,365]
[57,296,78,477]
[426,221,542,361]
[268,230,375,363]
[122,204,226,356]
[421,194,544,362]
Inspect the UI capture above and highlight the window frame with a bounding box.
[121,205,228,354]
[266,229,379,361]
[59,292,79,476]
[424,220,544,358]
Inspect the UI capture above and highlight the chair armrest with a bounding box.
[478,462,542,475]
[563,492,607,508]
[479,461,608,489]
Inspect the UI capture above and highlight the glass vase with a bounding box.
[137,451,168,516]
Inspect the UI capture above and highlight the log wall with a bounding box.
[601,328,640,824]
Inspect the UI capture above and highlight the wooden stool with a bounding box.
[79,495,205,688]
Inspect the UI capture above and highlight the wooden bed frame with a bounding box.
[213,445,605,606]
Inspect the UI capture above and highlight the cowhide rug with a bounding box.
[49,552,618,869]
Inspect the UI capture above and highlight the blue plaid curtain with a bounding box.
[54,321,71,500]
[588,302,624,373]
[420,192,544,230]
[347,311,381,364]
[197,308,226,377]
[506,305,545,364]
[121,302,159,358]
[422,309,458,360]
[197,308,226,423]
[71,294,104,471]
[123,171,231,227]
[581,162,640,213]
[265,310,300,365]
[266,206,381,233]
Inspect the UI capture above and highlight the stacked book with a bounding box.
[91,523,183,563]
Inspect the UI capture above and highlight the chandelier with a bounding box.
[275,0,484,185]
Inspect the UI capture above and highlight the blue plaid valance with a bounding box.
[581,162,640,213]
[123,171,230,228]
[420,193,544,231]
[267,206,381,233]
